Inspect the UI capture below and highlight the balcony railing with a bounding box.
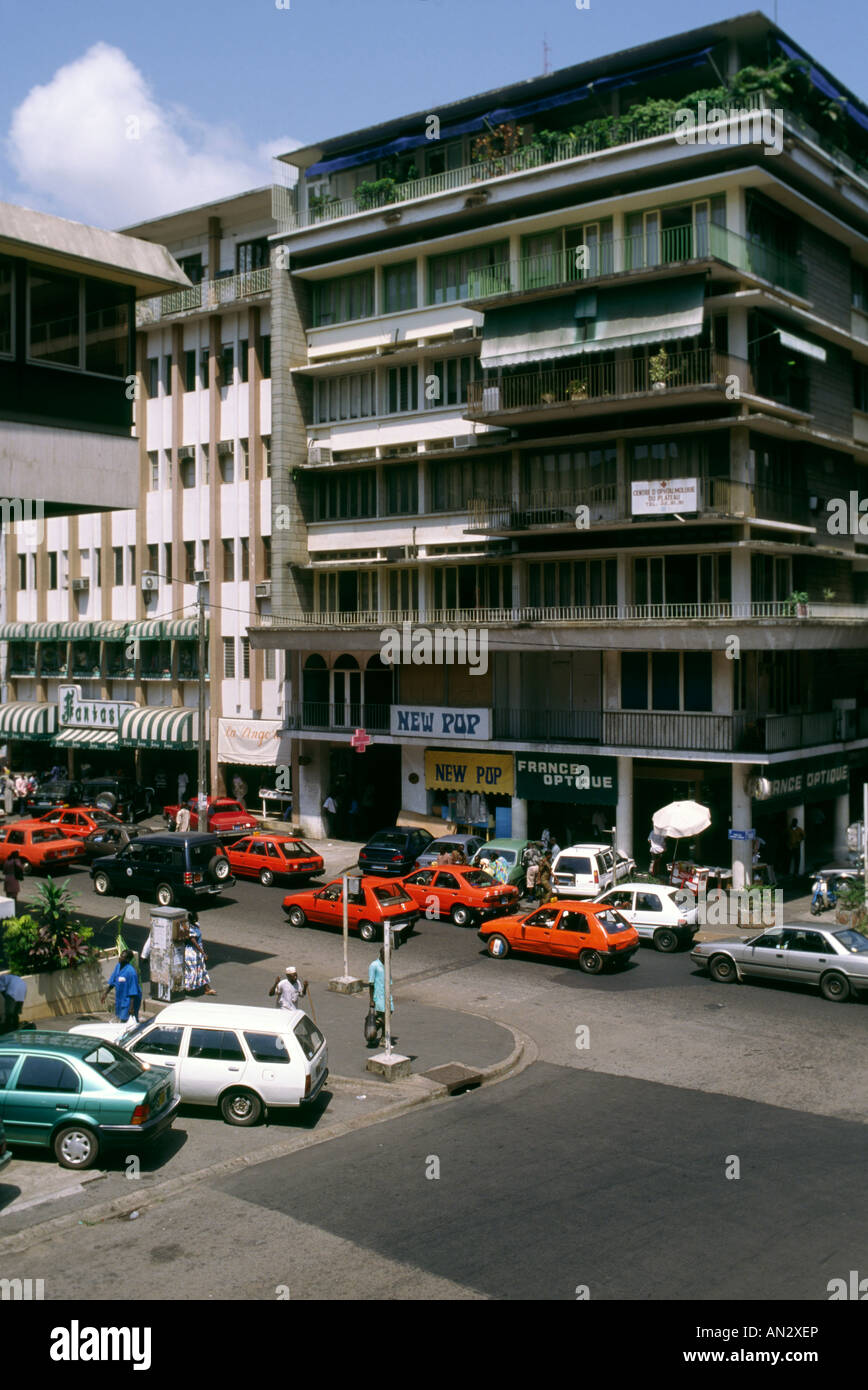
[285,701,391,733]
[463,224,805,301]
[136,267,271,326]
[467,478,812,532]
[466,350,752,417]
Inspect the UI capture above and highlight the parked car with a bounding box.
[22,779,82,815]
[478,900,640,972]
[225,833,324,887]
[551,842,631,898]
[0,823,85,874]
[358,826,433,877]
[399,864,520,927]
[91,831,234,906]
[595,883,698,952]
[470,839,544,894]
[70,1002,328,1126]
[80,777,154,822]
[80,823,141,864]
[164,797,257,838]
[283,876,418,943]
[691,925,868,1002]
[0,1031,178,1169]
[415,834,487,868]
[34,806,126,839]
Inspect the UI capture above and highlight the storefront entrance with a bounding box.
[328,744,401,839]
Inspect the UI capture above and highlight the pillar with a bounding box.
[616,755,633,859]
[511,795,527,840]
[731,763,752,890]
[833,791,851,861]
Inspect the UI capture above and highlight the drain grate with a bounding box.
[422,1062,483,1094]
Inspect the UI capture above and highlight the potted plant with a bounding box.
[835,878,867,930]
[649,346,671,390]
[785,590,809,617]
[823,587,837,601]
[567,377,589,401]
[2,880,104,1022]
[540,390,556,405]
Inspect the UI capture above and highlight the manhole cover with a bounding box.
[422,1062,483,1093]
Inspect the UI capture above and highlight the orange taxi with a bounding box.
[478,900,640,973]
[34,806,125,839]
[283,876,418,943]
[399,864,520,927]
[0,822,86,874]
[226,833,325,886]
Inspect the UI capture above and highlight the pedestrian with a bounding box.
[537,854,553,902]
[550,839,561,862]
[525,858,540,898]
[177,770,189,805]
[491,854,510,885]
[787,818,805,877]
[366,946,393,1048]
[101,949,143,1024]
[232,773,248,810]
[269,965,309,1011]
[450,848,466,865]
[175,803,191,832]
[183,915,216,995]
[437,848,452,866]
[0,972,27,1033]
[1,770,12,818]
[648,828,666,876]
[540,828,551,852]
[3,852,24,909]
[14,773,28,816]
[322,791,338,838]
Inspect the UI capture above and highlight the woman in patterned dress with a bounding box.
[183,916,216,996]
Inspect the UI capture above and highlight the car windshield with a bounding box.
[189,843,222,867]
[217,802,244,814]
[118,1019,152,1046]
[284,840,315,856]
[463,870,495,887]
[595,910,633,934]
[294,1015,325,1061]
[367,833,406,850]
[82,1041,145,1086]
[481,848,515,866]
[832,929,868,953]
[32,829,63,843]
[555,857,591,875]
[372,886,411,906]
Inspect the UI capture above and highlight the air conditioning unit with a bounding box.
[384,546,418,563]
[452,325,482,342]
[193,570,209,584]
[71,577,89,592]
[255,581,272,599]
[141,573,159,592]
[453,434,478,449]
[308,443,332,465]
[178,446,195,461]
[217,441,234,457]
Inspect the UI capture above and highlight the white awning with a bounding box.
[777,329,827,363]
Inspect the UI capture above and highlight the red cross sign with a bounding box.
[351,728,372,754]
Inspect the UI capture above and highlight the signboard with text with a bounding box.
[631,478,698,516]
[391,706,490,740]
[58,684,135,730]
[515,755,618,805]
[751,756,850,808]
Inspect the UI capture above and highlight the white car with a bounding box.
[551,843,632,899]
[70,1001,327,1126]
[595,883,698,952]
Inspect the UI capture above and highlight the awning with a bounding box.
[481,298,591,369]
[777,328,827,363]
[164,619,201,639]
[53,727,119,749]
[0,701,58,740]
[0,624,28,640]
[565,278,706,356]
[64,622,95,640]
[118,706,199,750]
[127,618,202,642]
[127,620,165,641]
[29,622,61,640]
[90,621,128,641]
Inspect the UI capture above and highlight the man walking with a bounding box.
[0,973,27,1033]
[788,818,805,877]
[269,965,308,1011]
[175,803,191,832]
[367,946,394,1047]
[101,949,143,1024]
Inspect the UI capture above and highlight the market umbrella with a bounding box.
[652,800,712,838]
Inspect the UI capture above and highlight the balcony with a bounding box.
[465,349,752,423]
[466,478,813,533]
[136,267,271,326]
[285,701,391,733]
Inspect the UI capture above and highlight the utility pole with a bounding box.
[197,579,208,817]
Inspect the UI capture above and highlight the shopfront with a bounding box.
[515,754,618,846]
[217,718,294,816]
[0,701,58,775]
[424,748,514,837]
[117,705,201,801]
[751,753,851,871]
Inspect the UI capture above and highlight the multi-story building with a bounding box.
[251,12,868,883]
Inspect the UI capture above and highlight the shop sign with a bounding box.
[515,755,618,805]
[424,749,514,795]
[391,706,490,740]
[751,755,850,808]
[59,684,135,730]
[631,478,698,516]
[217,718,291,767]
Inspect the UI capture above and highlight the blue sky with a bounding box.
[1,0,865,228]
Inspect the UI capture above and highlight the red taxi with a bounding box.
[399,864,519,927]
[226,833,324,887]
[164,798,258,837]
[282,876,418,943]
[478,900,640,972]
[0,823,86,874]
[35,806,124,839]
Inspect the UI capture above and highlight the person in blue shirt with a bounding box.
[367,947,394,1047]
[102,950,143,1023]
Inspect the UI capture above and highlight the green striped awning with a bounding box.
[90,621,128,641]
[164,619,202,639]
[0,624,28,640]
[53,727,119,749]
[0,701,58,740]
[127,620,166,641]
[30,622,62,641]
[118,705,199,750]
[63,622,95,640]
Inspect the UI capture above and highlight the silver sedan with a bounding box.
[691,925,868,1002]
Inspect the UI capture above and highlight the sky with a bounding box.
[1,0,866,230]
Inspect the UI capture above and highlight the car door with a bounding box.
[0,1053,23,1133]
[310,883,343,926]
[633,890,667,937]
[114,841,148,894]
[432,870,462,917]
[181,1027,248,1104]
[246,841,268,878]
[598,888,637,928]
[741,929,788,980]
[128,1024,185,1087]
[780,929,833,989]
[548,907,594,958]
[402,868,435,910]
[6,1054,82,1144]
[518,907,560,956]
[231,837,253,876]
[242,1030,299,1105]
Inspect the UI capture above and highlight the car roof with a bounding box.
[601,881,675,893]
[533,899,596,913]
[151,1002,306,1028]
[0,1031,112,1055]
[557,843,613,853]
[139,832,222,844]
[475,839,532,851]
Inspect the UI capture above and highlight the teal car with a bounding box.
[471,839,544,894]
[0,1032,179,1170]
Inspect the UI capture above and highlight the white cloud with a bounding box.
[5,44,298,228]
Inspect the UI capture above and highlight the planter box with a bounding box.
[835,907,868,929]
[9,949,120,1023]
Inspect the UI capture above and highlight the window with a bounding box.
[222,538,235,582]
[264,647,276,680]
[113,547,123,586]
[220,343,234,387]
[223,637,235,677]
[383,261,417,313]
[0,256,13,355]
[148,451,159,490]
[262,536,272,579]
[27,269,128,376]
[855,362,868,414]
[17,554,26,590]
[527,558,615,609]
[312,271,374,326]
[147,544,158,575]
[241,637,250,678]
[239,338,249,383]
[164,354,172,392]
[314,372,376,423]
[189,1027,245,1060]
[28,268,79,366]
[184,541,196,583]
[386,463,418,514]
[133,1026,183,1057]
[620,652,712,711]
[163,543,172,582]
[244,1032,290,1064]
[853,262,868,312]
[261,334,271,378]
[178,253,204,285]
[427,356,475,408]
[147,357,159,398]
[128,545,136,584]
[219,446,234,484]
[184,349,197,391]
[47,552,58,590]
[83,278,129,377]
[0,1055,19,1088]
[180,456,196,489]
[293,1015,325,1061]
[199,347,210,387]
[387,364,418,414]
[313,470,377,521]
[430,455,511,512]
[428,241,509,304]
[262,436,271,477]
[240,537,249,581]
[15,1056,80,1093]
[236,239,269,273]
[239,439,249,481]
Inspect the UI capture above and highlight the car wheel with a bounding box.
[487,934,509,959]
[451,904,472,927]
[93,870,111,896]
[156,882,175,907]
[18,858,33,877]
[653,927,679,953]
[96,793,117,812]
[220,1089,263,1127]
[54,1124,99,1170]
[578,948,605,974]
[287,906,306,927]
[359,920,377,943]
[209,855,230,883]
[258,867,275,887]
[820,970,850,1003]
[709,953,738,984]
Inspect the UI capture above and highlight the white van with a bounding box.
[71,1002,327,1126]
[551,843,630,898]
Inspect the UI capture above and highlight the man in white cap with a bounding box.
[269,966,308,1011]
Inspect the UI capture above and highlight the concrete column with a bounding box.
[510,795,527,839]
[731,549,751,609]
[833,792,851,861]
[731,763,753,890]
[298,741,328,839]
[270,243,312,619]
[616,755,633,859]
[616,552,628,610]
[786,802,806,875]
[508,231,522,291]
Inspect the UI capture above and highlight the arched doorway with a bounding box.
[302,654,329,727]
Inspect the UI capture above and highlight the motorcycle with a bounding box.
[810,867,860,915]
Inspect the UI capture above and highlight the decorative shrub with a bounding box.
[2,880,96,974]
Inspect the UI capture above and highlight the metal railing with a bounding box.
[466,350,752,416]
[261,600,868,629]
[136,267,272,326]
[285,701,391,733]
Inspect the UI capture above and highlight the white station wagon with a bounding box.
[71,1002,328,1126]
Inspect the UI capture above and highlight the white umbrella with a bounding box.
[652,800,711,838]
